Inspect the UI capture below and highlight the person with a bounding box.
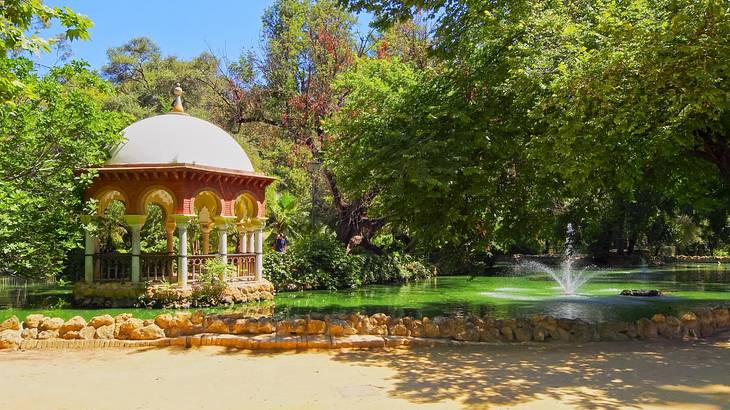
[274,233,287,253]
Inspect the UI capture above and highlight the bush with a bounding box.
[263,230,434,291]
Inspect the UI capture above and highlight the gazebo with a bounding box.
[81,85,275,288]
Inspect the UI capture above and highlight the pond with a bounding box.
[2,263,730,323]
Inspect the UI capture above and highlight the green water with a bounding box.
[2,264,730,323]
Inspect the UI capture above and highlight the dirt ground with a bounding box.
[2,335,729,410]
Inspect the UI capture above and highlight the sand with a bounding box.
[1,335,729,409]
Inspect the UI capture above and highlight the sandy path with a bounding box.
[1,336,729,410]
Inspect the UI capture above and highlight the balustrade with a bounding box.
[140,254,177,283]
[94,252,131,282]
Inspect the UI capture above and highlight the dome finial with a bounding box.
[171,83,184,113]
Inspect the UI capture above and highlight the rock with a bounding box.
[620,289,662,297]
[191,310,205,325]
[115,313,133,324]
[433,317,454,338]
[660,316,681,338]
[0,315,21,331]
[62,330,81,340]
[598,321,630,341]
[326,319,350,337]
[205,319,229,334]
[513,326,532,342]
[89,314,114,329]
[306,319,326,335]
[409,320,424,337]
[79,326,96,340]
[651,314,666,323]
[21,328,38,339]
[59,316,87,335]
[390,323,409,337]
[37,330,59,340]
[24,314,45,329]
[636,318,658,339]
[154,314,175,330]
[500,325,515,342]
[0,329,21,349]
[479,326,500,342]
[233,318,255,334]
[115,318,144,340]
[39,317,64,331]
[95,324,115,339]
[129,324,166,340]
[257,318,275,334]
[370,313,389,325]
[712,308,729,327]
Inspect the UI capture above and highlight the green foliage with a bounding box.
[264,229,434,290]
[0,0,92,102]
[330,0,730,258]
[0,59,128,278]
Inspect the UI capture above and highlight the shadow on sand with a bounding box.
[326,336,730,409]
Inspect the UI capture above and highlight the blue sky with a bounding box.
[35,0,373,71]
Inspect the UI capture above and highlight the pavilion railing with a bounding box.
[187,255,216,282]
[94,252,131,282]
[228,253,256,281]
[140,254,177,283]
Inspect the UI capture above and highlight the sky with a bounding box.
[34,0,373,71]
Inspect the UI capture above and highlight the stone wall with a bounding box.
[73,280,275,309]
[2,306,729,351]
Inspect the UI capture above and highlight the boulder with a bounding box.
[620,289,662,297]
[79,326,96,340]
[114,313,133,324]
[59,316,87,335]
[257,318,275,334]
[513,326,532,342]
[62,330,81,340]
[24,314,45,329]
[389,323,409,337]
[205,319,229,334]
[191,310,205,325]
[21,328,38,339]
[326,319,349,337]
[129,324,166,340]
[713,308,730,328]
[115,318,144,340]
[0,315,21,331]
[95,324,115,339]
[479,326,501,342]
[39,317,64,331]
[0,329,21,349]
[636,318,658,339]
[154,314,175,330]
[37,330,59,339]
[89,315,114,329]
[306,319,326,335]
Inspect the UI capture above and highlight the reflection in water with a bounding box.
[2,264,730,323]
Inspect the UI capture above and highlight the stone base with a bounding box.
[73,280,275,308]
[3,307,730,351]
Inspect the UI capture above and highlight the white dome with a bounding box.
[108,114,254,172]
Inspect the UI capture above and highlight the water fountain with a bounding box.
[519,223,596,295]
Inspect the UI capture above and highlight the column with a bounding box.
[173,215,194,287]
[165,220,176,255]
[123,215,146,284]
[247,229,255,255]
[254,220,265,281]
[82,217,95,283]
[213,217,235,280]
[200,222,212,255]
[236,223,246,253]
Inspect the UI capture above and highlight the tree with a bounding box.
[0,60,128,278]
[0,0,92,102]
[335,0,729,255]
[101,37,227,121]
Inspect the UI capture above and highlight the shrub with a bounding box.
[264,230,435,291]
